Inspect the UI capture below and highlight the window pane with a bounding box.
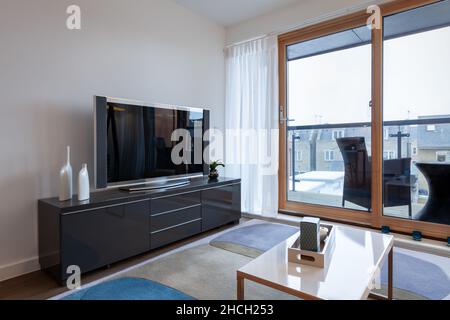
[287,27,372,212]
[383,1,450,226]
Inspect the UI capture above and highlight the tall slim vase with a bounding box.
[78,163,90,201]
[59,146,73,201]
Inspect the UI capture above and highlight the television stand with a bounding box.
[120,179,190,192]
[38,177,241,284]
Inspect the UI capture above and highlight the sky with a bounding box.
[288,26,450,127]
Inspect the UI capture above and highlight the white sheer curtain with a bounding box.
[224,36,279,217]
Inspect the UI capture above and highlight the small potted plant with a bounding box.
[208,160,225,180]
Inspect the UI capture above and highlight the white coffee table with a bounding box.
[237,225,394,300]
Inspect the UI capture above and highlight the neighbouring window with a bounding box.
[296,150,303,161]
[324,150,335,162]
[436,151,450,162]
[332,130,345,140]
[383,151,396,160]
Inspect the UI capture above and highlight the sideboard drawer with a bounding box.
[150,219,201,249]
[150,205,201,232]
[151,192,201,215]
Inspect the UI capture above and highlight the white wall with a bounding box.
[0,0,225,281]
[226,0,387,45]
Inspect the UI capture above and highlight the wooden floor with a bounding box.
[0,222,241,300]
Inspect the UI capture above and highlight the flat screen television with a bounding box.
[94,96,209,189]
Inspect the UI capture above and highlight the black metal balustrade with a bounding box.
[286,117,450,224]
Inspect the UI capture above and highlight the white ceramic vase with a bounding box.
[78,164,90,201]
[59,146,73,201]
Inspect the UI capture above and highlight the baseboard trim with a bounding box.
[0,257,40,282]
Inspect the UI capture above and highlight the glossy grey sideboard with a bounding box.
[38,177,241,284]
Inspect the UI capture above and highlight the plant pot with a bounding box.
[208,170,219,180]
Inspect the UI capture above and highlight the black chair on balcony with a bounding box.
[337,137,372,211]
[337,137,413,217]
[384,157,414,218]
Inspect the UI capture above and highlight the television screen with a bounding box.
[95,96,209,188]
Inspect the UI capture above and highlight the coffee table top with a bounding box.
[238,225,394,300]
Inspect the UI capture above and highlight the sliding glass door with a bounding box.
[383,0,450,226]
[279,0,450,238]
[286,26,373,212]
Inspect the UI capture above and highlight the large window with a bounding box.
[286,25,372,212]
[279,0,450,237]
[383,1,450,225]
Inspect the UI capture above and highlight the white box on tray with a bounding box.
[288,224,336,268]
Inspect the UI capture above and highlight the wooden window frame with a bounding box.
[278,0,450,239]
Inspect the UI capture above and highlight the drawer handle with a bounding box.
[151,204,201,217]
[151,218,202,235]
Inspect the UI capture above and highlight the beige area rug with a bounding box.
[115,244,296,300]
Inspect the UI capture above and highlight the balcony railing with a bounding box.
[286,117,450,221]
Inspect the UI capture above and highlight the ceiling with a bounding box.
[173,0,303,27]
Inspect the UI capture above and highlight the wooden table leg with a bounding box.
[237,273,244,300]
[388,247,393,300]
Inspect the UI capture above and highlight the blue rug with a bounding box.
[62,277,195,300]
[210,223,298,258]
[380,251,450,300]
